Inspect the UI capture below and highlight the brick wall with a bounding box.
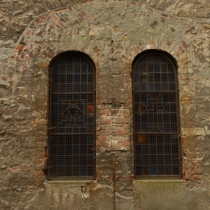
[0,0,210,209]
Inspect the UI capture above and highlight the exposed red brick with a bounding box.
[99,130,112,136]
[87,14,94,20]
[150,40,154,46]
[123,114,130,119]
[113,129,129,136]
[100,125,106,130]
[116,118,130,124]
[192,175,201,181]
[11,167,21,172]
[100,119,111,124]
[182,41,191,48]
[96,141,109,147]
[181,136,187,142]
[31,119,47,126]
[99,109,111,115]
[118,141,130,146]
[16,44,24,51]
[35,159,44,166]
[123,124,129,129]
[35,170,45,176]
[98,135,106,141]
[111,110,119,115]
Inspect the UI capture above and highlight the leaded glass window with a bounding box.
[133,52,181,177]
[48,51,95,179]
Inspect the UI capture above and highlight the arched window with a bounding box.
[132,51,181,177]
[48,51,95,180]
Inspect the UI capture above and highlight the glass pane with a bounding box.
[48,52,95,179]
[133,53,180,177]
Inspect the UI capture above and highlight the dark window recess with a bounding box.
[133,53,181,177]
[48,52,95,180]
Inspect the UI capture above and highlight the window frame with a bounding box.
[132,50,182,179]
[47,51,96,180]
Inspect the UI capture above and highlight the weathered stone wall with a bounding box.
[0,0,210,210]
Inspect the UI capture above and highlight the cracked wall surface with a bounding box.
[0,0,210,210]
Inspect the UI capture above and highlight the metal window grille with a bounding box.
[48,52,95,179]
[133,53,181,177]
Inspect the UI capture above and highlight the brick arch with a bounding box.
[132,49,178,70]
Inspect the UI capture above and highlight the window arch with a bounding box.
[132,51,181,177]
[48,51,95,180]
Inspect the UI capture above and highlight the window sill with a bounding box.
[45,179,95,184]
[45,180,96,186]
[134,179,184,183]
